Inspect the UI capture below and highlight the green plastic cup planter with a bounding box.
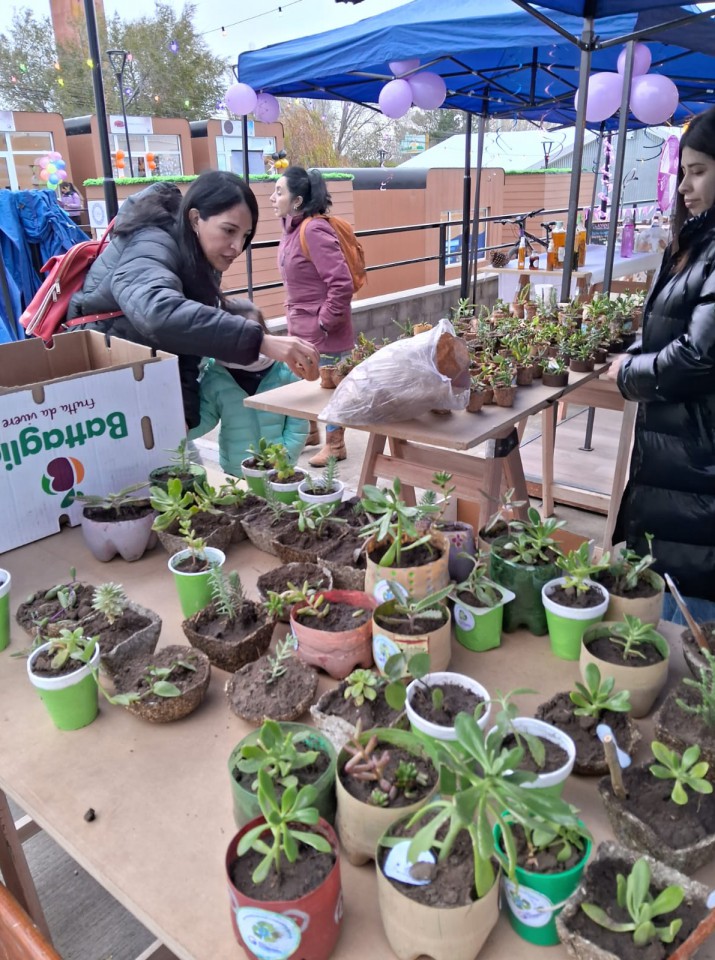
[0,569,10,652]
[169,547,225,619]
[240,459,267,497]
[453,585,515,652]
[541,577,609,661]
[495,819,591,946]
[267,470,303,505]
[488,537,560,635]
[27,641,101,731]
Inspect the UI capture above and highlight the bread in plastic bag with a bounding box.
[319,318,470,425]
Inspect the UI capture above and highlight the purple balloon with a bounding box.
[408,71,447,110]
[58,169,68,180]
[617,42,652,78]
[254,92,280,123]
[225,82,257,116]
[379,79,413,119]
[630,74,679,126]
[389,58,420,77]
[574,72,623,123]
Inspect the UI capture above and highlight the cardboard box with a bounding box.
[0,331,185,554]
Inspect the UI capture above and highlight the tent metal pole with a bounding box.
[603,41,635,294]
[460,112,473,300]
[586,122,605,243]
[84,0,118,222]
[471,111,487,307]
[560,17,593,302]
[241,113,254,300]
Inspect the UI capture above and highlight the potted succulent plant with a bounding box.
[16,567,95,638]
[181,567,273,673]
[76,481,157,562]
[594,533,664,626]
[541,356,570,388]
[240,437,274,497]
[167,524,226,619]
[148,438,206,493]
[226,635,319,723]
[82,581,161,676]
[256,562,332,623]
[297,456,344,506]
[225,771,342,960]
[266,442,308,505]
[466,376,489,413]
[272,501,347,565]
[491,357,517,407]
[289,586,377,680]
[372,581,454,675]
[310,667,405,751]
[151,478,233,555]
[476,487,526,554]
[541,543,611,661]
[580,615,670,718]
[451,553,515,653]
[425,471,477,583]
[654,649,715,770]
[27,626,100,730]
[239,488,296,557]
[227,719,337,829]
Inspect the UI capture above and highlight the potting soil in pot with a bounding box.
[275,525,339,553]
[257,563,331,597]
[546,584,605,608]
[112,646,208,700]
[17,583,95,633]
[231,840,335,901]
[83,502,153,522]
[595,570,661,600]
[31,649,90,678]
[332,496,364,527]
[509,822,584,873]
[586,634,665,667]
[502,734,569,775]
[536,692,637,774]
[410,682,483,727]
[374,608,449,636]
[319,535,366,569]
[370,541,440,569]
[172,554,214,574]
[167,510,233,539]
[232,747,331,798]
[655,682,715,767]
[271,470,305,486]
[299,604,370,632]
[81,609,152,656]
[565,853,707,960]
[195,601,266,642]
[316,682,402,730]
[339,747,436,807]
[227,655,318,721]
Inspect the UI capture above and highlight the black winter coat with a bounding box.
[614,209,715,601]
[67,183,263,428]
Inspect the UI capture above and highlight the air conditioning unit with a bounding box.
[222,120,240,137]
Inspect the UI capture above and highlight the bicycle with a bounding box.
[492,208,555,262]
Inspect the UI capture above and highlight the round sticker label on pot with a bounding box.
[503,879,554,927]
[373,579,396,604]
[383,840,436,886]
[373,633,400,672]
[454,603,475,631]
[236,906,302,959]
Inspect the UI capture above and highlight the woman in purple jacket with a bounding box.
[271,166,355,465]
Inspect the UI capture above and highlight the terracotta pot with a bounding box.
[372,602,452,675]
[515,365,534,386]
[569,357,595,373]
[376,832,500,960]
[290,589,377,680]
[580,621,670,718]
[511,301,525,319]
[493,384,517,407]
[80,505,157,562]
[524,302,538,321]
[319,365,336,389]
[603,569,664,626]
[364,530,450,602]
[182,603,274,673]
[226,818,342,960]
[256,562,333,623]
[121,646,211,723]
[466,388,487,413]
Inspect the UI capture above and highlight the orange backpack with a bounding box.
[299,214,367,293]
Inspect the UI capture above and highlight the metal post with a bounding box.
[470,110,486,307]
[580,405,596,452]
[84,0,118,220]
[438,223,447,286]
[560,18,594,302]
[460,112,473,300]
[603,41,635,295]
[107,51,134,177]
[241,113,253,299]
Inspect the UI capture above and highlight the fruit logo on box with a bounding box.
[41,456,85,508]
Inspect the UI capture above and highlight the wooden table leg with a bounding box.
[0,789,52,943]
[388,438,417,506]
[357,432,386,494]
[541,403,557,518]
[602,400,637,551]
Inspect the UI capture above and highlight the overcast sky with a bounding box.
[1,0,412,59]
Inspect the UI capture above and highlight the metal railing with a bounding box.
[224,198,658,299]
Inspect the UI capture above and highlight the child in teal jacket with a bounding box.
[188,356,309,475]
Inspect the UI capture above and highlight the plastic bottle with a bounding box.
[577,212,587,267]
[546,238,556,271]
[517,235,526,270]
[620,207,635,259]
[552,221,566,264]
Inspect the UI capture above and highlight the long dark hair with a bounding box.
[178,171,259,306]
[283,166,331,217]
[672,106,715,245]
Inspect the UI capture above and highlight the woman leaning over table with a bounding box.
[270,165,355,466]
[608,105,715,623]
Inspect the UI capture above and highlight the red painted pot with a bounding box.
[226,818,343,960]
[290,589,377,680]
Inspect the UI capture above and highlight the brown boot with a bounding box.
[309,426,347,467]
[305,421,320,446]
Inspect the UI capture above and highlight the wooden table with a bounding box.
[244,368,607,520]
[2,527,713,960]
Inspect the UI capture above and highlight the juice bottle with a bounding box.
[517,235,526,269]
[552,221,566,265]
[546,238,556,271]
[577,213,587,267]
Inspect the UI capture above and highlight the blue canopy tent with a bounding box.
[239,0,715,296]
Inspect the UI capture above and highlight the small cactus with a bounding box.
[92,583,127,625]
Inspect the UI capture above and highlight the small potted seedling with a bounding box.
[477,487,527,554]
[599,739,715,872]
[542,542,611,661]
[567,331,596,372]
[298,456,344,506]
[580,614,670,718]
[372,581,454,675]
[84,581,161,676]
[256,562,333,623]
[98,645,210,723]
[654,648,715,771]
[595,533,664,626]
[536,663,640,776]
[541,356,569,388]
[226,635,319,723]
[491,357,517,407]
[505,334,535,386]
[557,844,710,959]
[451,553,515,652]
[240,437,274,497]
[272,501,347,565]
[289,585,377,680]
[148,437,206,492]
[168,522,226,619]
[77,481,156,562]
[27,626,100,730]
[399,653,492,743]
[228,718,337,829]
[311,667,404,752]
[427,472,478,583]
[16,567,94,639]
[239,484,296,557]
[182,567,273,673]
[151,478,233,554]
[266,443,307,504]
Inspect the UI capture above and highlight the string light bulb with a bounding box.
[221,26,226,36]
[278,6,283,13]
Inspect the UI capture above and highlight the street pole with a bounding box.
[107,51,134,177]
[84,0,118,220]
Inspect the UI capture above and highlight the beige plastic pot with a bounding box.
[580,621,670,718]
[364,531,450,602]
[603,570,665,626]
[372,603,452,675]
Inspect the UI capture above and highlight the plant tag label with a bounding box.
[596,723,631,768]
[373,579,396,603]
[373,633,401,673]
[236,906,302,959]
[383,840,436,886]
[503,879,554,927]
[707,891,715,909]
[454,603,475,632]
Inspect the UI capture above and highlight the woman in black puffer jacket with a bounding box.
[68,170,319,427]
[610,106,715,621]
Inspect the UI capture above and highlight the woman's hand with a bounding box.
[262,334,321,381]
[605,353,630,382]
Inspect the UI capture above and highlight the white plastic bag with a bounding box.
[320,318,470,426]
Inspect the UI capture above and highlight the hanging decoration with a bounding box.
[408,72,447,110]
[115,148,125,172]
[254,92,280,123]
[377,59,447,119]
[629,74,679,126]
[223,79,281,123]
[146,151,157,173]
[268,150,288,173]
[36,151,68,190]
[657,135,680,213]
[574,72,623,123]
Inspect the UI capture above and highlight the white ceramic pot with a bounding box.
[298,478,345,506]
[406,671,491,741]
